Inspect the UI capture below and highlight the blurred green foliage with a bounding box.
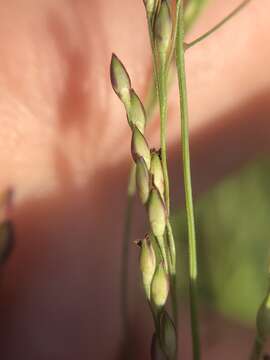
[173,157,270,325]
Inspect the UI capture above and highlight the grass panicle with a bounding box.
[111,0,256,358]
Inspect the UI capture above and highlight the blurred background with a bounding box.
[173,157,270,327]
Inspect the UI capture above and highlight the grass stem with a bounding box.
[175,1,200,359]
[157,67,170,215]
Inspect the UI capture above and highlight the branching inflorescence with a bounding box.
[111,47,177,357]
[110,0,257,359]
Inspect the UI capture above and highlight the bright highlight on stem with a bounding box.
[175,1,200,359]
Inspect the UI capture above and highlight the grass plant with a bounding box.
[110,1,262,358]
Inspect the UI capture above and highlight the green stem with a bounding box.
[157,235,169,273]
[166,221,176,274]
[185,0,252,50]
[156,55,179,360]
[175,1,200,359]
[249,335,264,360]
[157,67,170,214]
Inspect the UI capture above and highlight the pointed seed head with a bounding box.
[151,261,169,309]
[140,235,156,300]
[131,127,151,170]
[127,90,146,134]
[154,0,172,65]
[160,311,177,359]
[136,157,150,205]
[110,54,131,108]
[257,292,270,341]
[150,150,164,197]
[148,187,167,238]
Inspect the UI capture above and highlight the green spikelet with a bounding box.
[151,261,169,310]
[148,187,167,238]
[150,150,164,198]
[136,157,150,205]
[153,0,172,65]
[127,90,146,134]
[139,235,156,300]
[110,53,131,109]
[143,0,158,17]
[131,126,151,170]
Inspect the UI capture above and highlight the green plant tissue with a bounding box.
[173,158,270,325]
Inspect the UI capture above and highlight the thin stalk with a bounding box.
[148,9,179,348]
[157,67,170,214]
[175,1,200,359]
[155,50,179,360]
[166,220,178,333]
[146,8,172,269]
[157,235,169,273]
[166,220,176,274]
[185,0,252,49]
[249,335,264,360]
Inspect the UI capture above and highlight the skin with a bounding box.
[0,0,269,358]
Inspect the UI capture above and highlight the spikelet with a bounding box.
[153,0,172,66]
[148,187,167,238]
[151,261,169,310]
[139,235,156,300]
[136,157,150,205]
[131,126,151,170]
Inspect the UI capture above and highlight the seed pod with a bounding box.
[151,332,166,360]
[139,235,156,300]
[131,127,151,170]
[127,90,146,134]
[154,0,172,65]
[0,220,14,265]
[160,311,177,359]
[110,53,131,109]
[257,291,270,341]
[150,150,164,197]
[151,262,169,310]
[136,157,150,205]
[148,187,167,238]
